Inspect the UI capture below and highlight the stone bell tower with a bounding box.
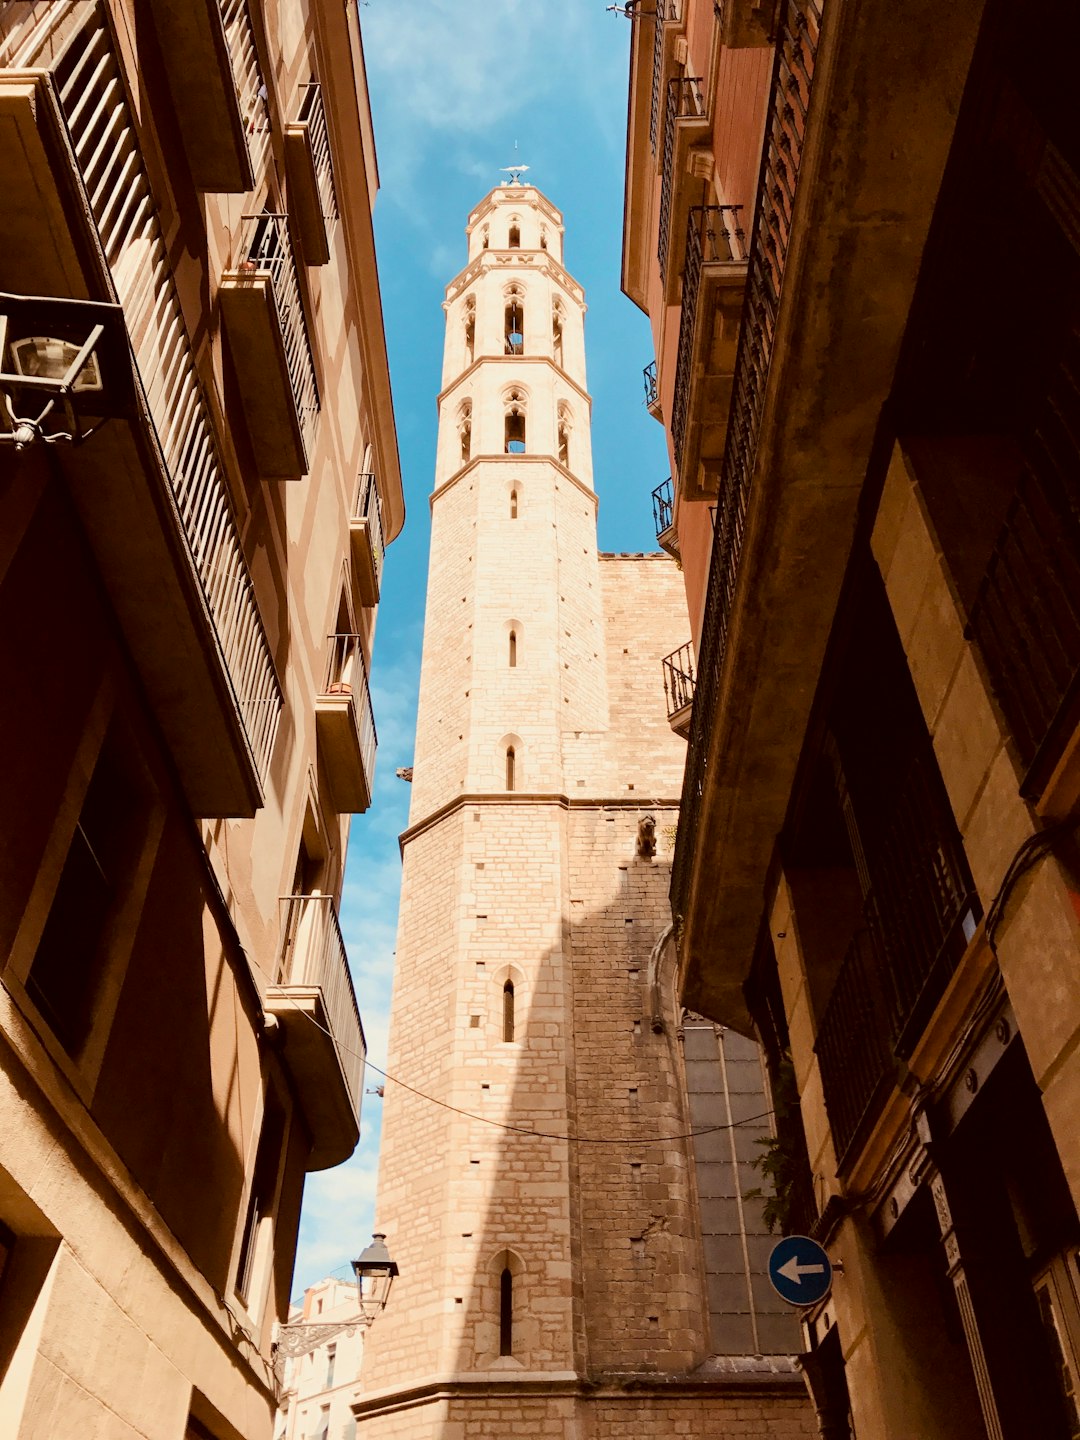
[355,184,810,1440]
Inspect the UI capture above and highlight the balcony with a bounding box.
[266,894,365,1169]
[814,755,979,1166]
[662,643,696,738]
[649,0,685,155]
[284,82,338,266]
[316,634,377,813]
[658,78,711,299]
[652,477,678,556]
[643,360,663,420]
[0,20,281,817]
[670,205,748,500]
[715,0,782,48]
[220,214,320,477]
[145,0,270,193]
[350,472,385,608]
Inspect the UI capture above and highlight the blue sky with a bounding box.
[292,0,669,1292]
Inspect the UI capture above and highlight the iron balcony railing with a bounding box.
[643,359,660,412]
[649,0,683,153]
[354,471,385,594]
[652,477,675,541]
[240,213,320,454]
[670,204,747,473]
[297,82,338,224]
[815,754,979,1165]
[322,633,377,785]
[966,334,1080,798]
[277,894,366,1116]
[671,0,823,932]
[662,642,696,719]
[47,6,282,783]
[220,0,271,181]
[657,76,706,285]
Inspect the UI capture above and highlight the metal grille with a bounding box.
[671,0,823,932]
[649,0,682,154]
[277,894,366,1118]
[670,204,747,471]
[298,81,338,224]
[239,213,320,453]
[354,472,385,593]
[657,75,705,284]
[966,330,1080,794]
[219,0,271,182]
[652,477,674,540]
[49,6,282,783]
[322,634,377,792]
[662,642,696,718]
[814,930,894,1164]
[644,359,659,410]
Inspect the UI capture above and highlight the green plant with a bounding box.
[743,1054,805,1235]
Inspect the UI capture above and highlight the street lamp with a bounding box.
[271,1234,399,1382]
[0,292,134,450]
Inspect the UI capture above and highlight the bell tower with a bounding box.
[356,183,807,1440]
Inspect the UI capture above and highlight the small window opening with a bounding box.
[509,630,517,668]
[505,407,526,455]
[504,298,524,355]
[510,489,518,519]
[460,403,472,464]
[540,228,548,251]
[325,1344,336,1388]
[558,420,569,468]
[464,303,475,365]
[552,310,563,368]
[508,223,520,249]
[481,225,489,250]
[505,745,516,791]
[235,1092,286,1304]
[499,1267,513,1354]
[503,981,515,1042]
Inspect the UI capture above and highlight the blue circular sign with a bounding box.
[767,1234,833,1306]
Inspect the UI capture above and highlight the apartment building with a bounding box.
[623,0,1080,1435]
[0,1,401,1434]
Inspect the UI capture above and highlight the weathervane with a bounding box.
[500,141,530,186]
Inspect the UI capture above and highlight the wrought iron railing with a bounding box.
[322,633,377,787]
[649,0,683,154]
[966,334,1080,797]
[277,894,366,1116]
[47,6,282,783]
[220,0,271,181]
[297,81,338,224]
[239,213,320,453]
[354,472,384,593]
[670,204,747,471]
[643,359,660,412]
[662,642,696,718]
[652,477,675,541]
[815,753,978,1164]
[658,76,706,284]
[671,0,823,932]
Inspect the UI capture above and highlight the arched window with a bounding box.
[510,489,518,519]
[508,629,517,667]
[459,401,472,464]
[504,292,524,355]
[557,406,571,468]
[503,980,515,1042]
[505,745,516,791]
[504,393,526,454]
[540,227,548,251]
[508,222,520,249]
[481,225,489,250]
[552,307,563,368]
[464,300,475,366]
[499,1268,513,1355]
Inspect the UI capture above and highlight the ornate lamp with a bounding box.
[352,1232,399,1321]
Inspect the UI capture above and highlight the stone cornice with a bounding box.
[437,356,592,412]
[444,250,586,308]
[428,455,599,513]
[399,793,681,853]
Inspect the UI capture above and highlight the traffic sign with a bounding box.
[767,1235,833,1306]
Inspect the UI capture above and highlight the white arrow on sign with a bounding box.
[777,1256,827,1286]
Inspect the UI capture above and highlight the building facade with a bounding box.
[355,183,814,1440]
[622,0,1080,1436]
[0,1,401,1435]
[275,1277,365,1440]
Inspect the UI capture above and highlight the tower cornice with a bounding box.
[444,251,586,308]
[398,792,682,854]
[466,184,564,231]
[437,356,592,413]
[428,453,600,511]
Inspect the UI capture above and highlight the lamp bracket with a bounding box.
[272,1316,367,1362]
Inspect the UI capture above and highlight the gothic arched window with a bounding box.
[503,980,515,1042]
[504,291,524,355]
[508,221,521,250]
[499,1267,513,1355]
[504,392,526,454]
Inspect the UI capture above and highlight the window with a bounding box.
[26,721,148,1054]
[235,1091,286,1306]
[504,293,524,355]
[505,746,516,791]
[508,222,520,249]
[311,1408,330,1440]
[540,227,548,251]
[325,1343,336,1388]
[464,300,475,365]
[552,307,563,368]
[510,489,518,519]
[557,406,571,468]
[459,401,472,464]
[481,225,489,250]
[500,1267,513,1355]
[503,981,515,1042]
[505,394,526,454]
[508,629,517,668]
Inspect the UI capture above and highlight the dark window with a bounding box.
[503,981,515,1042]
[505,299,524,355]
[508,224,520,249]
[508,630,517,668]
[505,746,516,792]
[235,1091,286,1304]
[552,312,563,368]
[505,408,525,454]
[499,1266,513,1354]
[510,489,518,519]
